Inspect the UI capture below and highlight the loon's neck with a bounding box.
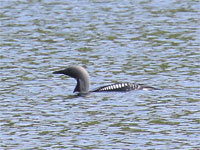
[74,78,89,93]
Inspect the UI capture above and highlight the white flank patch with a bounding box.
[115,84,119,89]
[129,83,132,87]
[143,88,149,91]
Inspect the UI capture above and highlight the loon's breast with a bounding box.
[92,82,157,92]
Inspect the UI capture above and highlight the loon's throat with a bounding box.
[73,79,80,93]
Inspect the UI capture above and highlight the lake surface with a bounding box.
[0,0,200,149]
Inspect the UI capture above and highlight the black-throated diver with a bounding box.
[53,66,159,93]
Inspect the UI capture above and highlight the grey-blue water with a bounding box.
[0,0,199,149]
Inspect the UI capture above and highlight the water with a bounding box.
[0,0,200,149]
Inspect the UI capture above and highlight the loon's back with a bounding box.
[92,82,159,92]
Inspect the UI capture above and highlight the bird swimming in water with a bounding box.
[53,66,159,94]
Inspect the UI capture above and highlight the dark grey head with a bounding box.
[53,66,90,93]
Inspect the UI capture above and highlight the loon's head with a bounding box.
[53,66,90,93]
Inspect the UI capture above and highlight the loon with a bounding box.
[53,66,159,94]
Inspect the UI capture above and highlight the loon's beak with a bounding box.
[53,70,65,74]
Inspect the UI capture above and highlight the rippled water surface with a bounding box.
[0,0,200,149]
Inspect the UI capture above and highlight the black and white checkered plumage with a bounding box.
[92,82,158,92]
